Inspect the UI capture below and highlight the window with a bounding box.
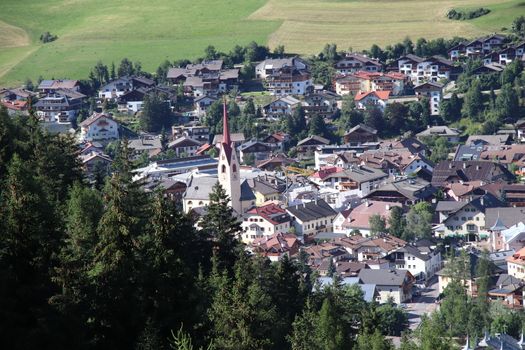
[467,224,476,231]
[232,164,237,173]
[221,165,226,173]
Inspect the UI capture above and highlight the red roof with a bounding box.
[247,203,288,225]
[352,71,405,81]
[1,100,27,111]
[312,166,344,180]
[355,90,391,101]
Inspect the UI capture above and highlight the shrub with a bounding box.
[447,8,490,21]
[39,32,58,43]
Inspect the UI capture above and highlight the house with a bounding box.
[318,277,378,302]
[37,79,80,94]
[487,274,524,309]
[262,132,290,152]
[334,74,362,96]
[263,95,301,119]
[435,193,504,240]
[516,119,525,143]
[251,232,300,262]
[238,140,273,164]
[431,160,515,187]
[79,113,120,143]
[80,151,112,177]
[296,135,330,155]
[256,153,295,171]
[98,76,155,100]
[317,261,368,278]
[255,57,308,79]
[127,136,163,159]
[385,245,442,282]
[310,165,388,196]
[448,42,467,61]
[303,91,340,118]
[466,134,512,146]
[167,136,202,157]
[416,125,460,143]
[354,234,407,262]
[167,60,238,96]
[286,199,338,238]
[172,125,210,143]
[143,177,188,203]
[354,90,390,111]
[334,53,382,74]
[34,89,85,123]
[303,243,351,267]
[379,137,428,156]
[363,177,436,206]
[343,124,378,145]
[414,82,443,116]
[342,71,407,95]
[335,200,402,236]
[117,89,146,113]
[194,95,218,116]
[0,88,34,116]
[248,176,285,205]
[241,203,291,243]
[472,62,506,75]
[390,54,456,84]
[486,207,525,251]
[256,57,312,96]
[357,269,415,304]
[507,247,525,280]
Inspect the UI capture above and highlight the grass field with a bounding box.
[1,0,525,86]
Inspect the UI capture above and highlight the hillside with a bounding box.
[0,0,524,86]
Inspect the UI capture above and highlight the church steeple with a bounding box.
[222,101,231,147]
[217,98,241,214]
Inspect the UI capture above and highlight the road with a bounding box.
[406,276,439,330]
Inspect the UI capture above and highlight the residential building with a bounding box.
[416,125,460,143]
[263,95,301,119]
[507,247,525,280]
[386,245,442,282]
[343,124,378,145]
[168,136,202,157]
[255,57,308,79]
[37,79,80,94]
[335,200,402,236]
[435,193,504,239]
[357,269,415,304]
[354,90,390,111]
[334,53,382,74]
[310,165,388,196]
[286,199,338,238]
[390,54,456,84]
[238,141,273,164]
[241,203,291,243]
[79,113,120,142]
[431,160,515,187]
[251,232,300,262]
[34,89,85,123]
[414,81,443,116]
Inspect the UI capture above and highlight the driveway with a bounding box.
[406,276,439,330]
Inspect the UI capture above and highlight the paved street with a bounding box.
[406,276,440,330]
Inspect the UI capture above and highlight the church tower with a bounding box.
[218,100,241,214]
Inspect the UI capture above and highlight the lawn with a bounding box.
[0,0,280,86]
[1,0,525,87]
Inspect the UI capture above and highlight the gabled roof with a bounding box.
[286,199,337,222]
[168,136,202,148]
[344,124,378,136]
[416,125,459,137]
[79,113,117,127]
[355,90,391,101]
[246,203,290,225]
[297,135,330,146]
[358,269,411,287]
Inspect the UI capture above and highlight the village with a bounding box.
[4,32,525,348]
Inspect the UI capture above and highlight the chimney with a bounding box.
[449,163,453,169]
[386,204,390,210]
[476,165,481,170]
[480,197,484,206]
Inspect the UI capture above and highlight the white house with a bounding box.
[386,245,442,282]
[354,90,390,111]
[358,269,415,304]
[241,203,291,244]
[168,136,202,157]
[286,199,337,238]
[263,95,301,119]
[79,113,120,143]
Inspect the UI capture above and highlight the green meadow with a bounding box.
[1,0,525,86]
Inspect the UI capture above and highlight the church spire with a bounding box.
[222,99,231,146]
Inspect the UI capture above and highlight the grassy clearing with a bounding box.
[250,0,525,53]
[0,0,280,86]
[2,0,525,86]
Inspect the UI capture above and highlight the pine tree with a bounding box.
[316,297,346,350]
[200,183,241,270]
[289,299,318,350]
[388,206,404,238]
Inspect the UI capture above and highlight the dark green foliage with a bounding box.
[447,8,490,20]
[40,31,58,43]
[369,214,387,235]
[388,206,405,238]
[140,92,173,132]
